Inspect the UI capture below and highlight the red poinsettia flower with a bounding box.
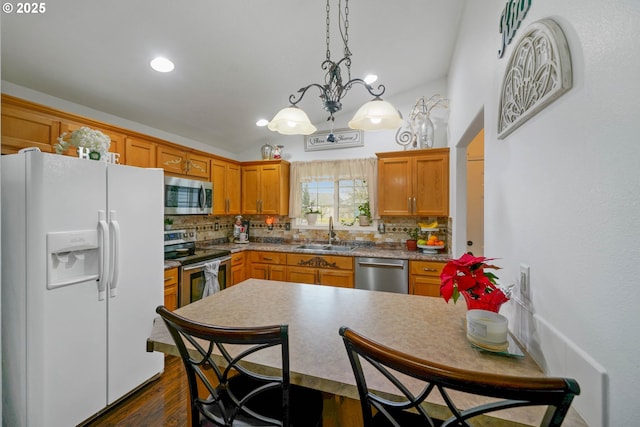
[440,254,506,305]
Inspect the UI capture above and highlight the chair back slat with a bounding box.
[157,306,290,427]
[339,326,580,427]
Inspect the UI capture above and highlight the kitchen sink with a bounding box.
[296,244,356,253]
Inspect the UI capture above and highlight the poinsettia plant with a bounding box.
[440,253,510,307]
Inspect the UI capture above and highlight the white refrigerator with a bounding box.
[1,151,164,426]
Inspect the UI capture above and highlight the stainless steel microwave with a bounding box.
[164,176,213,215]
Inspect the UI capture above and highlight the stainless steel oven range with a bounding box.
[164,230,231,307]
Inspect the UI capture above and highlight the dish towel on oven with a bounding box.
[202,260,221,298]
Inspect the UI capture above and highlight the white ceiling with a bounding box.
[1,0,465,155]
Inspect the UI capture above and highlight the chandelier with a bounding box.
[268,0,403,136]
[395,95,449,149]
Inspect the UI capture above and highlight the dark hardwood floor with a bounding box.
[83,356,189,426]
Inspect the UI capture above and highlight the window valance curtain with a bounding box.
[289,158,378,219]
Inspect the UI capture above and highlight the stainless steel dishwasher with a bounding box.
[355,257,409,294]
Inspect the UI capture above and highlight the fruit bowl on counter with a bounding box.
[417,244,445,253]
[417,234,445,253]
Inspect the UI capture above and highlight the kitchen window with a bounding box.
[289,158,377,227]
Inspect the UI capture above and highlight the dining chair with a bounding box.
[156,306,323,427]
[339,326,580,427]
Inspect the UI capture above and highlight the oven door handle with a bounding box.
[181,255,232,272]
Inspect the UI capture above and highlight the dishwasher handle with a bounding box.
[357,260,406,269]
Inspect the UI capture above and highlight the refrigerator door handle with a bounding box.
[109,210,121,297]
[98,210,109,300]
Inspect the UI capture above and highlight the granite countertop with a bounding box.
[164,260,181,270]
[196,241,451,262]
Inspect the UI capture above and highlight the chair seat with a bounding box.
[202,375,323,427]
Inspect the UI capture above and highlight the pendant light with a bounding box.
[268,0,402,136]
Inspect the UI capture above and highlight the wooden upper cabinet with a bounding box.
[212,159,241,215]
[1,104,60,154]
[157,145,187,175]
[241,160,290,215]
[157,145,211,179]
[125,137,157,168]
[377,148,449,217]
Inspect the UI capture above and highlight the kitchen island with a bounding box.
[147,279,586,426]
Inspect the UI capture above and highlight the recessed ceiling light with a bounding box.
[256,119,269,127]
[150,57,175,73]
[364,74,378,84]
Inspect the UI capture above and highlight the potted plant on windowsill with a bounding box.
[305,203,321,225]
[357,201,371,226]
[406,227,420,251]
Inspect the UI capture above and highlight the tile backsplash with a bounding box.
[166,214,451,253]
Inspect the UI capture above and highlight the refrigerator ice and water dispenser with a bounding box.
[46,229,100,290]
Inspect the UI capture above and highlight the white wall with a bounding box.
[448,1,640,426]
[236,78,450,161]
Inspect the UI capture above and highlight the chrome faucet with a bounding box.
[328,215,337,245]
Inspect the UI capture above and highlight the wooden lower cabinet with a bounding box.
[249,251,287,281]
[164,267,179,311]
[286,254,354,288]
[230,252,247,286]
[409,260,445,297]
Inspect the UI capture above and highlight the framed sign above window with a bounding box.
[304,129,364,151]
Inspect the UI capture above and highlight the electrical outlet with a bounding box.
[520,263,530,301]
[214,223,219,231]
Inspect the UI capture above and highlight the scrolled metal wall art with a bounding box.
[497,18,572,139]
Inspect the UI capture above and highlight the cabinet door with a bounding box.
[212,160,242,215]
[211,160,228,215]
[125,137,156,168]
[242,166,260,214]
[409,260,444,297]
[319,270,354,288]
[230,252,246,286]
[378,157,413,216]
[269,265,287,281]
[186,152,211,179]
[164,268,179,311]
[249,263,269,280]
[287,266,317,284]
[1,105,60,154]
[226,163,242,214]
[260,164,281,215]
[414,153,449,216]
[410,275,441,297]
[157,145,187,174]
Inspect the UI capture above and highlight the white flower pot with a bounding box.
[306,213,318,225]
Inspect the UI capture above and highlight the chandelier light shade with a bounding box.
[268,0,401,136]
[348,97,404,130]
[267,106,317,135]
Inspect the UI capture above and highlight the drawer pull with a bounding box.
[263,257,273,261]
[422,268,437,272]
[164,277,172,281]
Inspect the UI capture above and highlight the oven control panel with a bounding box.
[164,229,196,245]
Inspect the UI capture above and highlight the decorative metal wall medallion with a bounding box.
[498,18,572,139]
[304,129,364,151]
